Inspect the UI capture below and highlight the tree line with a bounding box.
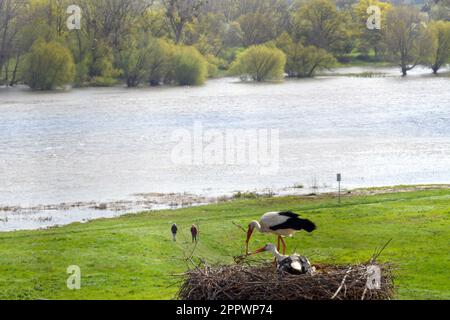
[0,0,449,90]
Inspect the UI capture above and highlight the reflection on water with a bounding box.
[0,66,449,231]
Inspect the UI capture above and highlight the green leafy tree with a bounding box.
[186,13,227,56]
[141,8,172,38]
[119,35,178,87]
[0,0,30,86]
[204,53,226,78]
[238,12,277,46]
[276,33,336,78]
[383,6,431,76]
[163,0,206,43]
[148,39,175,86]
[69,0,153,85]
[89,40,121,86]
[293,0,351,54]
[223,21,244,48]
[74,56,91,86]
[23,39,75,90]
[429,0,450,21]
[427,20,450,74]
[119,34,154,87]
[230,45,286,81]
[171,45,208,85]
[353,0,392,57]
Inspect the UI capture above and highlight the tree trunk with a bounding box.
[175,25,183,44]
[308,65,318,78]
[149,79,160,86]
[401,66,407,77]
[4,59,9,82]
[127,75,139,87]
[9,51,20,86]
[432,65,439,74]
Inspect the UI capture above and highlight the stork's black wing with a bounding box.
[270,212,317,233]
[278,211,299,219]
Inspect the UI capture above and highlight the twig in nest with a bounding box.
[371,238,393,263]
[361,286,368,300]
[331,267,352,299]
[233,254,250,264]
[232,221,247,233]
[186,239,200,262]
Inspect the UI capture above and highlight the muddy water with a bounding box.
[1,66,449,231]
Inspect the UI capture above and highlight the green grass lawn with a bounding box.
[0,187,449,300]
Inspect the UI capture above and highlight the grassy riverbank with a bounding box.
[0,186,449,300]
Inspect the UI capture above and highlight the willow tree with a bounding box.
[292,0,351,53]
[23,39,75,90]
[427,21,450,74]
[230,45,286,82]
[383,6,431,76]
[276,33,336,78]
[353,0,392,57]
[0,0,24,85]
[171,45,208,85]
[163,0,206,43]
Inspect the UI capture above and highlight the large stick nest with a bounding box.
[177,262,394,300]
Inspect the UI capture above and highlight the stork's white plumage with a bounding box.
[246,211,316,254]
[253,243,312,275]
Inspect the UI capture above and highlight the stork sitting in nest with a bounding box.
[252,243,313,275]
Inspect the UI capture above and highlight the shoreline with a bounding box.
[1,64,447,93]
[1,184,449,233]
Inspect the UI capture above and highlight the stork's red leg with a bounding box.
[280,237,287,255]
[275,236,281,264]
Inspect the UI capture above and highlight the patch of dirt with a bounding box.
[0,193,218,215]
[350,184,450,196]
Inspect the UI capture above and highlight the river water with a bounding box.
[1,66,449,231]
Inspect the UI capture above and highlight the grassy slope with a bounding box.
[0,189,449,300]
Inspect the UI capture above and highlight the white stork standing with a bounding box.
[252,243,312,275]
[245,211,316,255]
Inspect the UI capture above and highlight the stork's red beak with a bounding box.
[252,246,267,255]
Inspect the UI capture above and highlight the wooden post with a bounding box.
[337,174,342,204]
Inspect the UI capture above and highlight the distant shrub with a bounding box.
[233,191,259,200]
[74,57,90,87]
[230,45,286,82]
[119,35,151,87]
[205,54,224,78]
[90,76,119,87]
[223,47,245,67]
[119,36,174,87]
[276,33,336,78]
[207,62,219,78]
[148,39,175,86]
[24,39,75,90]
[171,46,208,85]
[83,41,121,86]
[233,190,275,199]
